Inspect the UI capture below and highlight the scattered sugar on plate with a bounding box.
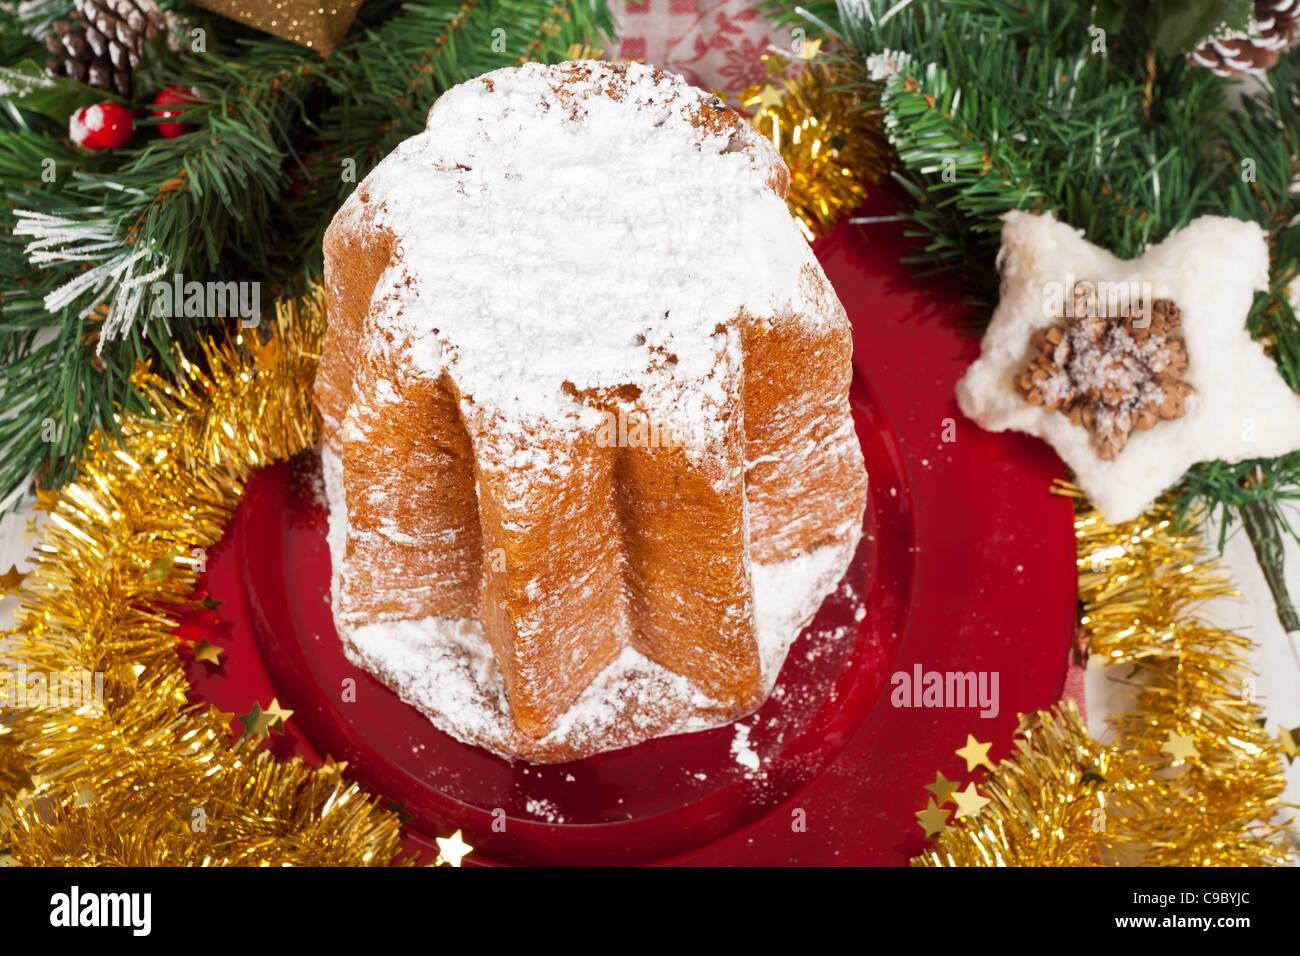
[730,723,760,773]
[524,798,564,823]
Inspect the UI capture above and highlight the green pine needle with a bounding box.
[0,0,617,513]
[831,0,1300,537]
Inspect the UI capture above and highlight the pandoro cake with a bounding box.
[314,59,868,762]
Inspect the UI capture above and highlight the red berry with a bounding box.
[70,102,134,151]
[152,85,201,139]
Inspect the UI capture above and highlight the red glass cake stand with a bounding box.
[178,194,1077,865]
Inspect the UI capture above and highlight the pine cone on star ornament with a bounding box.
[1187,0,1300,76]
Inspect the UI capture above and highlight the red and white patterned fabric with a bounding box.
[610,0,788,97]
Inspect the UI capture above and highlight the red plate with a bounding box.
[180,194,1077,865]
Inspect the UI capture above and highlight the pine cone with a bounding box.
[1187,0,1300,77]
[1014,289,1195,461]
[43,0,167,99]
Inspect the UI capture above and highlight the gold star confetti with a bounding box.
[1015,710,1043,740]
[32,488,59,512]
[237,703,273,739]
[145,549,178,582]
[193,639,224,666]
[956,734,995,773]
[263,697,294,733]
[795,37,823,60]
[22,516,37,543]
[755,83,785,110]
[0,565,27,596]
[915,798,950,838]
[316,756,349,784]
[1161,730,1199,765]
[924,771,959,805]
[208,706,236,730]
[950,782,991,819]
[1277,725,1300,763]
[434,829,473,867]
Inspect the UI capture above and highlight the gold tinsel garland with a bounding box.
[0,288,409,866]
[1076,493,1292,864]
[739,53,891,240]
[918,701,1120,866]
[917,491,1293,866]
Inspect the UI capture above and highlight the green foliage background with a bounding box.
[0,0,617,507]
[769,0,1300,544]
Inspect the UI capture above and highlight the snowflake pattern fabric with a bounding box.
[611,0,782,96]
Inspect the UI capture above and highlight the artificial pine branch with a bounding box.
[837,0,1237,311]
[759,0,842,40]
[826,0,1300,627]
[0,0,618,515]
[0,24,322,503]
[831,0,1299,391]
[1178,48,1300,607]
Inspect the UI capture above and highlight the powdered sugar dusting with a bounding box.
[335,60,826,471]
